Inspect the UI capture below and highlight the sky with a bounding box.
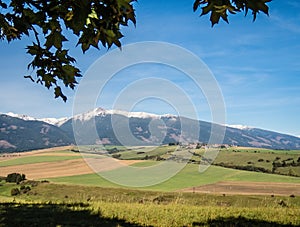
[0,0,300,137]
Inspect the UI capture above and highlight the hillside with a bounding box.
[0,114,73,152]
[1,108,300,152]
[60,108,300,149]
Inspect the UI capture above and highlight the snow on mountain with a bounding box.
[39,117,69,127]
[109,109,161,119]
[2,112,69,126]
[73,107,177,121]
[3,108,176,126]
[5,112,36,121]
[225,124,253,130]
[2,108,300,150]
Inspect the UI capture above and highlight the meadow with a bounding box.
[0,146,300,226]
[1,180,300,226]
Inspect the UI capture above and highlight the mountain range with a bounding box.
[1,108,300,152]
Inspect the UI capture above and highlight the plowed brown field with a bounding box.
[0,146,141,180]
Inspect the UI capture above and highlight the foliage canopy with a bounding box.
[0,0,270,100]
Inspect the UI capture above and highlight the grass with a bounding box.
[147,164,300,191]
[1,146,300,226]
[0,180,16,197]
[225,147,300,154]
[212,149,300,176]
[1,182,300,226]
[47,164,300,191]
[1,200,299,226]
[0,155,82,167]
[94,202,300,226]
[17,182,300,207]
[109,146,300,177]
[115,145,176,160]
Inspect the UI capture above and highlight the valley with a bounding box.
[1,145,300,226]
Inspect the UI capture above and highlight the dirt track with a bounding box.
[180,181,300,196]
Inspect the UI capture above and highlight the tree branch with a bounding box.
[30,25,41,47]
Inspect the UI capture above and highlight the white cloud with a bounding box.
[270,14,300,33]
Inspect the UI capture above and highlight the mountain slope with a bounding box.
[59,108,300,150]
[2,108,300,152]
[0,114,73,152]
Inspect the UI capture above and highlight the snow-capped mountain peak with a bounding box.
[39,117,69,127]
[73,107,177,121]
[225,124,253,130]
[5,112,36,121]
[2,112,69,127]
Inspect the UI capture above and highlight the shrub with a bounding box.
[20,186,31,194]
[11,188,20,196]
[112,154,121,159]
[6,173,26,184]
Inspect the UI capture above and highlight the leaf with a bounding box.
[54,86,67,102]
[193,0,201,12]
[65,1,90,35]
[195,0,271,26]
[45,31,68,50]
[221,13,229,24]
[26,44,40,55]
[24,75,35,82]
[201,3,214,16]
[0,2,7,8]
[65,11,74,21]
[210,11,221,26]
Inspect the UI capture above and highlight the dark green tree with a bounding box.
[0,0,271,100]
[6,173,26,183]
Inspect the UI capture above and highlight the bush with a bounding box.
[6,173,26,184]
[112,154,121,159]
[20,185,31,194]
[11,188,20,196]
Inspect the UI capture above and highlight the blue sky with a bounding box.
[0,0,300,137]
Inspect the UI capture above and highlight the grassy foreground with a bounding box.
[1,201,299,226]
[1,182,300,226]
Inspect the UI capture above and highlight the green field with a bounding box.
[108,145,300,177]
[47,164,300,191]
[0,155,82,167]
[1,146,300,226]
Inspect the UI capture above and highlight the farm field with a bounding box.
[1,146,300,226]
[1,181,300,226]
[0,146,300,193]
